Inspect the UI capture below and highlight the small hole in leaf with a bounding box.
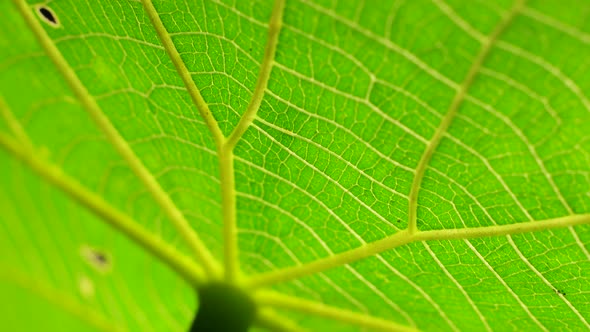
[80,245,112,273]
[35,5,60,28]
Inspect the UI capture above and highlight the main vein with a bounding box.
[141,0,285,282]
[218,146,238,281]
[0,132,206,287]
[13,0,220,277]
[220,0,286,282]
[407,0,526,233]
[256,291,419,332]
[247,214,590,287]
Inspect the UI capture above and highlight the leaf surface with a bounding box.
[1,0,590,331]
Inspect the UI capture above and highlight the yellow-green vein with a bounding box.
[12,0,220,277]
[0,266,124,332]
[225,0,286,149]
[256,291,419,332]
[254,308,305,332]
[139,0,225,147]
[0,95,32,148]
[407,0,526,233]
[246,213,590,287]
[221,0,286,282]
[0,132,206,286]
[218,147,238,281]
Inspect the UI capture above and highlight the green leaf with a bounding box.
[1,0,589,331]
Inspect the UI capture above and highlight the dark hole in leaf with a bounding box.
[93,251,108,265]
[37,6,57,25]
[81,245,111,272]
[189,283,256,332]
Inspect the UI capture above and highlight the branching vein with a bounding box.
[139,0,225,147]
[407,0,526,233]
[220,0,285,282]
[0,132,206,287]
[226,0,286,149]
[246,214,590,287]
[13,0,220,278]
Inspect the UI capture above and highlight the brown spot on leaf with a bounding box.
[80,245,112,273]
